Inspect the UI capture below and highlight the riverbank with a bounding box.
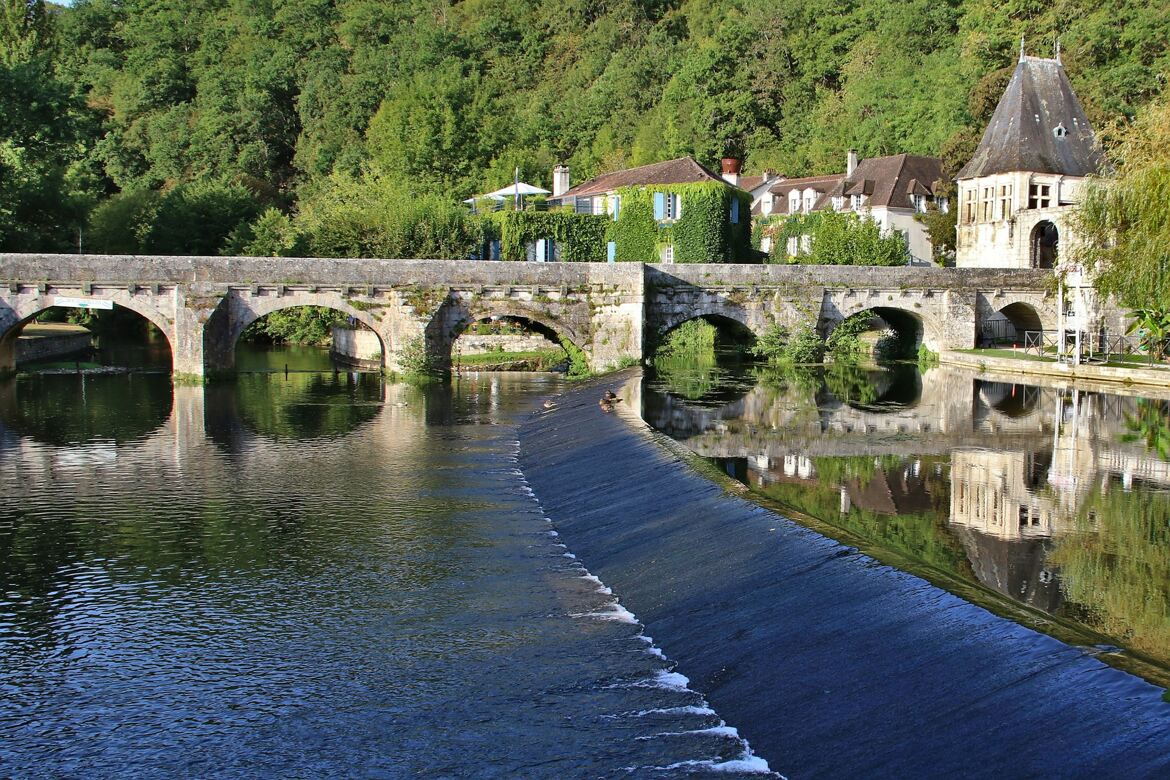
[518,369,1170,777]
[16,323,91,365]
[943,348,1170,389]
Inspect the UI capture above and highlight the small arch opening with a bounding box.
[828,307,924,362]
[1031,221,1059,269]
[982,302,1045,346]
[650,315,757,403]
[451,316,570,373]
[235,306,384,373]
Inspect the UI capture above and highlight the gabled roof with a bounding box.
[766,154,943,214]
[847,154,944,209]
[551,156,736,200]
[958,56,1105,180]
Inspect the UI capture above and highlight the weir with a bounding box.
[518,370,1170,777]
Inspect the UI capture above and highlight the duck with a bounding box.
[602,390,621,403]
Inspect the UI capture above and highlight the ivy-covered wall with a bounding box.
[484,211,608,262]
[480,183,752,263]
[610,182,752,263]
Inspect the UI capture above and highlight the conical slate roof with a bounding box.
[958,56,1105,180]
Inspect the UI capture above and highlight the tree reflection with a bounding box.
[1122,399,1170,460]
[0,374,173,445]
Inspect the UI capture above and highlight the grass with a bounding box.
[954,347,1055,362]
[455,348,567,370]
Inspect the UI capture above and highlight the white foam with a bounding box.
[571,603,637,623]
[646,646,665,658]
[654,756,775,775]
[562,552,577,559]
[639,724,741,741]
[633,705,717,717]
[579,574,604,586]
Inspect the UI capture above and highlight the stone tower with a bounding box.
[955,52,1105,269]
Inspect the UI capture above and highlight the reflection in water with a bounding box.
[641,363,1170,674]
[0,373,173,445]
[1,369,757,776]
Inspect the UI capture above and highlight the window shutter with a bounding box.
[653,192,665,221]
[548,239,556,261]
[730,198,739,224]
[612,195,620,221]
[674,194,682,219]
[535,239,545,262]
[491,239,500,260]
[607,241,616,263]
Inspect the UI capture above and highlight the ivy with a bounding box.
[484,211,607,262]
[611,182,751,263]
[757,210,907,266]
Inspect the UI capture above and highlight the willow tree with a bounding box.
[1074,94,1170,336]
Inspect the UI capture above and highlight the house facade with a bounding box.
[759,151,947,263]
[955,53,1105,270]
[544,157,752,263]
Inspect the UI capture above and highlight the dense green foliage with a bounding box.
[608,182,751,262]
[750,323,823,364]
[241,306,349,346]
[3,0,1169,253]
[655,318,717,361]
[761,211,908,265]
[1075,93,1170,331]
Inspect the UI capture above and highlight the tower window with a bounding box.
[1053,124,1068,138]
[1028,184,1052,209]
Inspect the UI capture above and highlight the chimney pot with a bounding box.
[721,157,742,186]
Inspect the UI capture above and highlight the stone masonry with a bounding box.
[0,254,1098,379]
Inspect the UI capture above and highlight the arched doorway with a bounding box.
[1031,221,1059,269]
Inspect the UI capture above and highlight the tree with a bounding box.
[1074,93,1170,334]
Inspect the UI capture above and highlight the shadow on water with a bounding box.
[640,361,1170,679]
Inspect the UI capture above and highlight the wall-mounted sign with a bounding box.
[53,296,114,310]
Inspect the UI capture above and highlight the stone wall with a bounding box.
[330,326,383,367]
[16,325,92,364]
[454,334,559,355]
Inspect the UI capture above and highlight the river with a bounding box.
[3,344,1170,776]
[642,358,1170,681]
[0,345,770,778]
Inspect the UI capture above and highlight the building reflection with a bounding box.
[645,365,1170,625]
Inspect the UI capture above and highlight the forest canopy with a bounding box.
[2,0,1167,255]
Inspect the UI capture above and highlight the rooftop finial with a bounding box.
[1019,36,1026,62]
[1055,37,1061,64]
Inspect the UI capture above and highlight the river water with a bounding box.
[642,359,1170,680]
[0,346,770,778]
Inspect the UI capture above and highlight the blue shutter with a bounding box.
[607,241,616,263]
[653,192,665,221]
[491,239,500,260]
[612,195,620,221]
[730,198,740,224]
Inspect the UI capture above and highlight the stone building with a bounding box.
[955,51,1106,270]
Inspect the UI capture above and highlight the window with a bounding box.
[803,189,816,212]
[654,192,681,221]
[912,194,927,213]
[962,189,975,224]
[789,191,801,213]
[852,194,864,211]
[787,236,800,256]
[730,197,740,224]
[661,244,674,263]
[592,196,605,215]
[998,184,1012,219]
[573,197,592,214]
[1028,183,1052,209]
[832,196,845,211]
[980,187,994,221]
[534,238,555,262]
[936,195,950,214]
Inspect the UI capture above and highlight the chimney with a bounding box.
[721,157,742,187]
[552,164,571,198]
[847,150,858,178]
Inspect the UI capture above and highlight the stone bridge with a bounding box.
[0,254,1086,379]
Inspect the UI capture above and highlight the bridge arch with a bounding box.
[0,293,176,374]
[204,292,388,373]
[655,302,758,345]
[825,304,935,358]
[978,295,1054,347]
[431,297,589,373]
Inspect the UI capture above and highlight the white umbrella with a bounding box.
[482,182,550,198]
